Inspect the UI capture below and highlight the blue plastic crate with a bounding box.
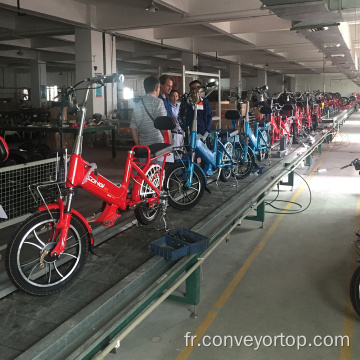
[150,228,209,260]
[149,236,190,260]
[167,228,209,254]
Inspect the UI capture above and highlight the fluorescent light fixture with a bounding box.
[146,0,158,12]
[323,43,341,48]
[307,26,329,32]
[290,23,339,31]
[331,54,345,58]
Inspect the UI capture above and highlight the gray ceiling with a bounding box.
[0,0,359,83]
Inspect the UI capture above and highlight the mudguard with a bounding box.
[38,202,94,245]
[175,157,211,193]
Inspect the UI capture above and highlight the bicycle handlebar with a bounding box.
[85,73,124,85]
[340,158,360,170]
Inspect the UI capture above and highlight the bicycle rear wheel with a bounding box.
[256,131,270,162]
[6,210,88,296]
[219,142,233,182]
[233,146,253,179]
[350,266,360,317]
[134,163,161,225]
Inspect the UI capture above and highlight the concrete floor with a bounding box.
[106,114,360,360]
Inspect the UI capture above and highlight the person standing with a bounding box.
[168,89,183,152]
[183,79,213,137]
[169,89,182,131]
[130,75,166,147]
[158,74,174,117]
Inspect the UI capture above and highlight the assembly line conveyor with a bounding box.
[0,106,354,360]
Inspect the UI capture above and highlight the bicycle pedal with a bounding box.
[103,213,121,227]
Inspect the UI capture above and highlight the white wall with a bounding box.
[294,73,360,96]
[241,74,284,95]
[47,72,75,88]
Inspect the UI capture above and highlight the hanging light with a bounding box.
[146,0,158,13]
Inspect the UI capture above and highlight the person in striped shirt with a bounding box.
[130,75,167,147]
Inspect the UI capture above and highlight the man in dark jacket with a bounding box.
[182,79,213,137]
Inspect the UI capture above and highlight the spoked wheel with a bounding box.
[165,162,205,210]
[233,146,253,179]
[5,210,88,296]
[219,142,233,182]
[134,164,162,225]
[350,266,360,317]
[256,131,270,162]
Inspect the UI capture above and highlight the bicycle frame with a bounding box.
[179,87,238,187]
[240,102,270,161]
[41,76,171,258]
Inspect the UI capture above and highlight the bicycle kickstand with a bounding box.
[158,191,170,232]
[216,169,222,186]
[232,170,239,188]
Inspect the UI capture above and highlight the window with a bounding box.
[22,88,29,101]
[123,87,134,100]
[46,86,58,101]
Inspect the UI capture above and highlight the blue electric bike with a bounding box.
[227,101,271,170]
[165,83,246,210]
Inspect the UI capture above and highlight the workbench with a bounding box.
[0,124,117,158]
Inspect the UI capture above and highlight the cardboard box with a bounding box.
[50,106,67,124]
[44,133,74,152]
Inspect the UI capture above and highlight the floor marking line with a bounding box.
[175,156,327,360]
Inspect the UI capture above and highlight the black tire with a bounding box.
[219,167,231,182]
[350,266,360,317]
[134,164,161,225]
[134,204,160,225]
[233,146,253,179]
[219,141,233,182]
[165,162,205,210]
[5,210,88,296]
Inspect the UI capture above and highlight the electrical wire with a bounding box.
[264,171,312,215]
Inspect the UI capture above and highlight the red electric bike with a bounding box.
[5,74,175,296]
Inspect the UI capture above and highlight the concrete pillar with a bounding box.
[257,69,267,87]
[30,60,47,108]
[103,33,117,117]
[229,63,242,96]
[75,28,109,119]
[181,51,197,94]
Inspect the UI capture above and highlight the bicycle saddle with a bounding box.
[0,136,9,163]
[283,104,294,111]
[224,110,242,120]
[154,116,176,130]
[260,106,272,115]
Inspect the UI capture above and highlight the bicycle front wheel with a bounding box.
[6,210,88,296]
[165,162,205,210]
[350,266,360,317]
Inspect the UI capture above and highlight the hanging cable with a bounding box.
[265,171,312,215]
